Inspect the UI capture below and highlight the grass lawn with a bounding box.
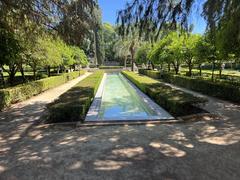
[180,68,240,77]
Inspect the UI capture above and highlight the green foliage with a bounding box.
[122,71,206,116]
[162,73,240,103]
[194,37,213,64]
[0,71,85,110]
[0,26,22,66]
[139,69,240,99]
[103,23,118,61]
[138,69,161,79]
[26,33,88,73]
[0,0,91,83]
[148,36,171,65]
[99,66,123,69]
[148,32,185,74]
[113,39,131,60]
[47,71,104,123]
[135,43,152,64]
[181,33,201,75]
[71,46,88,65]
[37,35,63,67]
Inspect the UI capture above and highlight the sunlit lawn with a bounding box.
[181,68,240,77]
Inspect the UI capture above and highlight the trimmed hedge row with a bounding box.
[99,66,123,69]
[138,69,162,79]
[0,71,85,110]
[122,71,207,116]
[139,69,240,103]
[162,74,240,103]
[47,71,104,123]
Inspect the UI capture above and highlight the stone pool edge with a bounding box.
[81,72,175,124]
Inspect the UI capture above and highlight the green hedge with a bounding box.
[0,71,85,110]
[99,66,123,69]
[138,69,162,79]
[47,71,104,123]
[139,69,240,102]
[162,74,240,103]
[122,71,206,116]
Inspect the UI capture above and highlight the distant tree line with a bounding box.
[115,0,240,79]
[0,0,104,85]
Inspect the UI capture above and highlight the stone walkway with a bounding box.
[0,76,240,180]
[162,81,240,120]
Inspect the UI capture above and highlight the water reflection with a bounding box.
[99,73,157,120]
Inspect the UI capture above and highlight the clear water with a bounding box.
[98,73,158,120]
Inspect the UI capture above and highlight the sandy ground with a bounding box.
[0,77,240,180]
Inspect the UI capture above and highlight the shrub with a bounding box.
[99,66,123,69]
[139,69,240,102]
[0,71,85,110]
[122,71,206,116]
[47,71,104,123]
[162,74,240,103]
[138,69,162,79]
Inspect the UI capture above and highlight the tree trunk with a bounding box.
[78,64,81,76]
[33,67,36,80]
[198,64,202,76]
[57,66,60,74]
[219,65,222,79]
[172,62,179,75]
[47,66,51,77]
[9,69,16,85]
[188,63,192,76]
[168,63,171,72]
[130,41,135,72]
[131,58,134,71]
[211,62,215,81]
[124,56,127,69]
[151,61,155,70]
[0,65,5,86]
[130,50,135,72]
[19,65,26,82]
[0,71,4,86]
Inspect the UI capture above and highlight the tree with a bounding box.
[147,31,184,74]
[0,0,94,85]
[117,0,240,71]
[103,23,118,61]
[135,43,151,65]
[113,39,131,68]
[194,36,212,76]
[37,35,63,76]
[148,38,171,70]
[0,24,22,84]
[117,0,197,41]
[182,33,201,76]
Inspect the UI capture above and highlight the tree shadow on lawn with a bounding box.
[0,107,240,180]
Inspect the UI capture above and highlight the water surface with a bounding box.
[98,73,158,120]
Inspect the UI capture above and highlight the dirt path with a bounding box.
[0,75,240,180]
[0,72,91,141]
[161,81,240,121]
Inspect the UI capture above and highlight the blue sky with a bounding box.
[98,0,206,34]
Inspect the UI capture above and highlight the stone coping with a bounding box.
[84,72,174,122]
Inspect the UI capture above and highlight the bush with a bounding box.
[0,71,85,110]
[139,69,240,102]
[162,74,240,103]
[47,71,104,123]
[99,66,123,69]
[138,69,162,79]
[89,64,97,68]
[122,71,206,116]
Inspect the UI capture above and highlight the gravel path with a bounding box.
[0,76,240,180]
